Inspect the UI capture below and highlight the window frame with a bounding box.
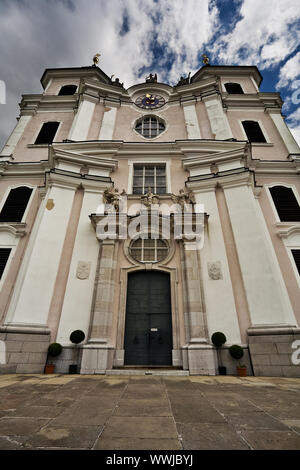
[129,238,169,263]
[128,160,171,194]
[224,82,244,94]
[0,185,36,224]
[266,183,300,225]
[58,84,78,96]
[132,163,167,195]
[33,121,62,145]
[239,118,270,144]
[133,114,166,140]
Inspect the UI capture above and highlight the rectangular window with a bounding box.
[0,248,11,280]
[291,249,300,276]
[242,121,266,143]
[132,164,166,194]
[34,122,59,145]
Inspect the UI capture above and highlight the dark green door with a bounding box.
[124,271,172,366]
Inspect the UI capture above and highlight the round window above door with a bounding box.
[129,238,169,263]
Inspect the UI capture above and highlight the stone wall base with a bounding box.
[0,328,50,374]
[218,347,253,376]
[80,345,115,374]
[248,326,300,377]
[187,344,217,375]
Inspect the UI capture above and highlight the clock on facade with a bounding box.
[135,93,165,109]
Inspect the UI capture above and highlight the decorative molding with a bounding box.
[0,223,26,237]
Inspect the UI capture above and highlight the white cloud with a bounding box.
[212,0,300,68]
[276,53,300,89]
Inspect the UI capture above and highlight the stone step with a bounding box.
[106,369,189,376]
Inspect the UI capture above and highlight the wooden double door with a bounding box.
[124,271,172,366]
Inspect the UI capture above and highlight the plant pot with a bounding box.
[69,364,78,374]
[218,366,227,375]
[44,364,55,374]
[237,366,247,377]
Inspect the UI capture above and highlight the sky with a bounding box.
[0,0,300,150]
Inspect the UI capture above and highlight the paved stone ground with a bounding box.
[0,374,300,450]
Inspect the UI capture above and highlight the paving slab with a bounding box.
[94,437,181,450]
[114,398,172,417]
[225,411,289,430]
[25,424,102,449]
[101,416,178,439]
[0,417,50,435]
[241,430,300,450]
[177,423,250,450]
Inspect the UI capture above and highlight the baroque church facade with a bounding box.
[0,61,299,376]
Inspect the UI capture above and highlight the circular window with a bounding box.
[129,238,169,263]
[135,116,165,139]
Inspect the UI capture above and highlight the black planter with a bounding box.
[218,366,227,375]
[69,364,78,374]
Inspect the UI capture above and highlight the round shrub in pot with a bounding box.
[45,342,62,374]
[211,332,227,375]
[229,344,246,377]
[69,330,85,374]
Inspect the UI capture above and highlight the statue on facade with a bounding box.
[141,187,160,207]
[171,188,195,210]
[145,73,157,83]
[176,72,191,86]
[103,187,126,211]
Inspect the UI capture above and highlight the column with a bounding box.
[181,240,216,375]
[182,102,201,139]
[81,239,119,374]
[0,114,32,157]
[55,186,104,344]
[202,94,233,140]
[5,178,76,327]
[68,96,96,141]
[223,179,296,327]
[267,109,300,154]
[98,104,118,140]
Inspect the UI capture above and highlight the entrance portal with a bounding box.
[124,271,172,366]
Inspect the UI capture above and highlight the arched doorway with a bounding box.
[124,271,172,366]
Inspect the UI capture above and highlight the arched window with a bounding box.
[135,116,165,138]
[242,120,266,143]
[0,187,33,222]
[129,237,169,263]
[0,248,11,280]
[269,186,300,222]
[34,122,59,145]
[58,85,77,96]
[224,83,244,94]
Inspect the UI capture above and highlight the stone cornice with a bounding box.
[49,146,118,172]
[182,146,249,170]
[276,224,300,239]
[0,222,27,237]
[223,92,283,110]
[20,94,77,113]
[191,65,262,87]
[186,168,254,191]
[249,159,299,175]
[40,66,112,89]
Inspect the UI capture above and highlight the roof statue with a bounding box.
[145,73,157,83]
[176,72,191,86]
[202,53,210,65]
[92,53,101,66]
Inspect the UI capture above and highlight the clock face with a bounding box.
[135,94,165,109]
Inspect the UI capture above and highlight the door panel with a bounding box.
[124,271,172,366]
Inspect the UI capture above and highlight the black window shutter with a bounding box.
[58,85,77,96]
[35,122,59,144]
[225,83,244,94]
[291,250,300,275]
[242,121,266,143]
[0,248,11,279]
[269,186,300,222]
[0,187,33,222]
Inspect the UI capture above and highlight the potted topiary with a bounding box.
[229,344,246,377]
[45,342,62,374]
[69,330,85,374]
[211,332,227,375]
